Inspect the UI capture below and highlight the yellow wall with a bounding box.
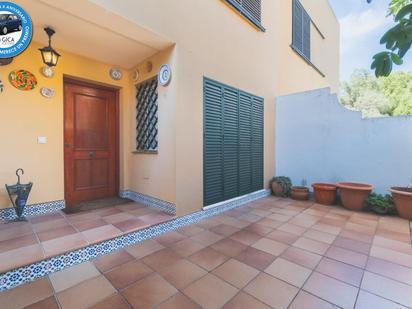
[0,0,339,215]
[0,42,130,209]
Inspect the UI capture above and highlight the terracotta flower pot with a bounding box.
[291,186,309,201]
[336,182,373,211]
[390,187,412,220]
[312,183,337,205]
[271,181,284,197]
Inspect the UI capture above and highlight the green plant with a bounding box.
[270,176,292,197]
[366,193,396,215]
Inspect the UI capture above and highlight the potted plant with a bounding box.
[336,182,373,211]
[366,193,395,215]
[270,176,291,197]
[390,182,412,220]
[312,183,337,205]
[291,179,310,201]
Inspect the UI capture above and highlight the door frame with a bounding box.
[63,76,120,206]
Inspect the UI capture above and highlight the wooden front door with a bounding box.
[64,78,119,208]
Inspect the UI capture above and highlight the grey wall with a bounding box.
[275,88,412,194]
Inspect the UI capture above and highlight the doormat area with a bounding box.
[62,197,132,214]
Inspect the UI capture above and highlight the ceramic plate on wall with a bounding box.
[158,64,171,86]
[9,70,37,91]
[110,68,122,80]
[40,87,55,98]
[41,66,54,78]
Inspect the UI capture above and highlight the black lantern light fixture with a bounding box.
[39,27,60,67]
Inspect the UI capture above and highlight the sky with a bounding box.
[329,0,412,82]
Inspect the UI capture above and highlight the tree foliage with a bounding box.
[340,69,412,117]
[368,0,412,76]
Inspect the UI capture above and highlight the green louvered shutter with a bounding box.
[239,92,253,195]
[203,79,224,205]
[251,96,264,191]
[302,10,311,59]
[292,0,303,53]
[204,77,264,207]
[223,87,239,200]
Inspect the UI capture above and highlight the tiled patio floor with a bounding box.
[0,202,175,273]
[1,196,412,308]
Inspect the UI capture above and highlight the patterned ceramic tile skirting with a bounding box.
[120,190,176,215]
[0,200,65,222]
[0,189,270,291]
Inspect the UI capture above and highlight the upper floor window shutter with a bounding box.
[225,0,264,30]
[292,0,311,60]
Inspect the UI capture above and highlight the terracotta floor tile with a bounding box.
[235,246,276,270]
[316,257,363,287]
[265,257,312,287]
[289,290,338,309]
[340,229,374,243]
[266,229,299,244]
[244,223,273,236]
[325,246,368,268]
[49,261,100,292]
[267,213,293,223]
[170,238,205,257]
[0,243,44,272]
[142,248,182,271]
[370,245,412,268]
[139,212,175,225]
[0,223,34,242]
[122,273,177,308]
[244,272,298,308]
[373,235,412,255]
[289,215,320,228]
[105,260,153,289]
[211,238,247,257]
[355,290,407,309]
[304,229,337,244]
[65,212,101,224]
[183,273,238,309]
[257,218,284,228]
[70,218,107,232]
[238,213,263,223]
[93,249,134,273]
[158,259,207,289]
[333,236,371,255]
[178,225,205,237]
[92,207,123,217]
[303,272,358,309]
[229,230,261,245]
[42,233,87,258]
[125,239,164,259]
[191,230,224,246]
[209,224,240,237]
[155,231,187,246]
[361,271,412,307]
[376,228,411,243]
[312,223,342,235]
[195,218,221,229]
[0,233,38,253]
[157,293,201,309]
[125,207,154,216]
[112,218,148,233]
[88,293,130,309]
[102,212,135,224]
[0,277,53,309]
[56,276,116,309]
[278,223,307,236]
[293,237,330,255]
[29,212,63,224]
[281,247,322,269]
[24,296,60,309]
[188,247,230,271]
[32,219,68,233]
[81,224,122,244]
[212,259,259,288]
[223,291,270,309]
[366,256,412,286]
[252,237,288,256]
[37,225,77,242]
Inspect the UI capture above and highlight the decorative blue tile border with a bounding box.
[0,200,65,221]
[0,189,270,291]
[120,190,176,215]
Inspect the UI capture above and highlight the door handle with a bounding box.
[89,151,96,158]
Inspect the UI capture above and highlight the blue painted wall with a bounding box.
[275,88,412,194]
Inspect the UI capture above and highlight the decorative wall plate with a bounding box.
[109,68,122,81]
[40,87,55,98]
[158,64,171,86]
[9,70,37,91]
[41,66,54,78]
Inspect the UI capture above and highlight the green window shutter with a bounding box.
[251,96,264,191]
[223,87,239,200]
[204,77,264,207]
[239,92,253,195]
[292,0,311,60]
[302,10,311,59]
[204,79,224,206]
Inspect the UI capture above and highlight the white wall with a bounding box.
[275,88,412,194]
